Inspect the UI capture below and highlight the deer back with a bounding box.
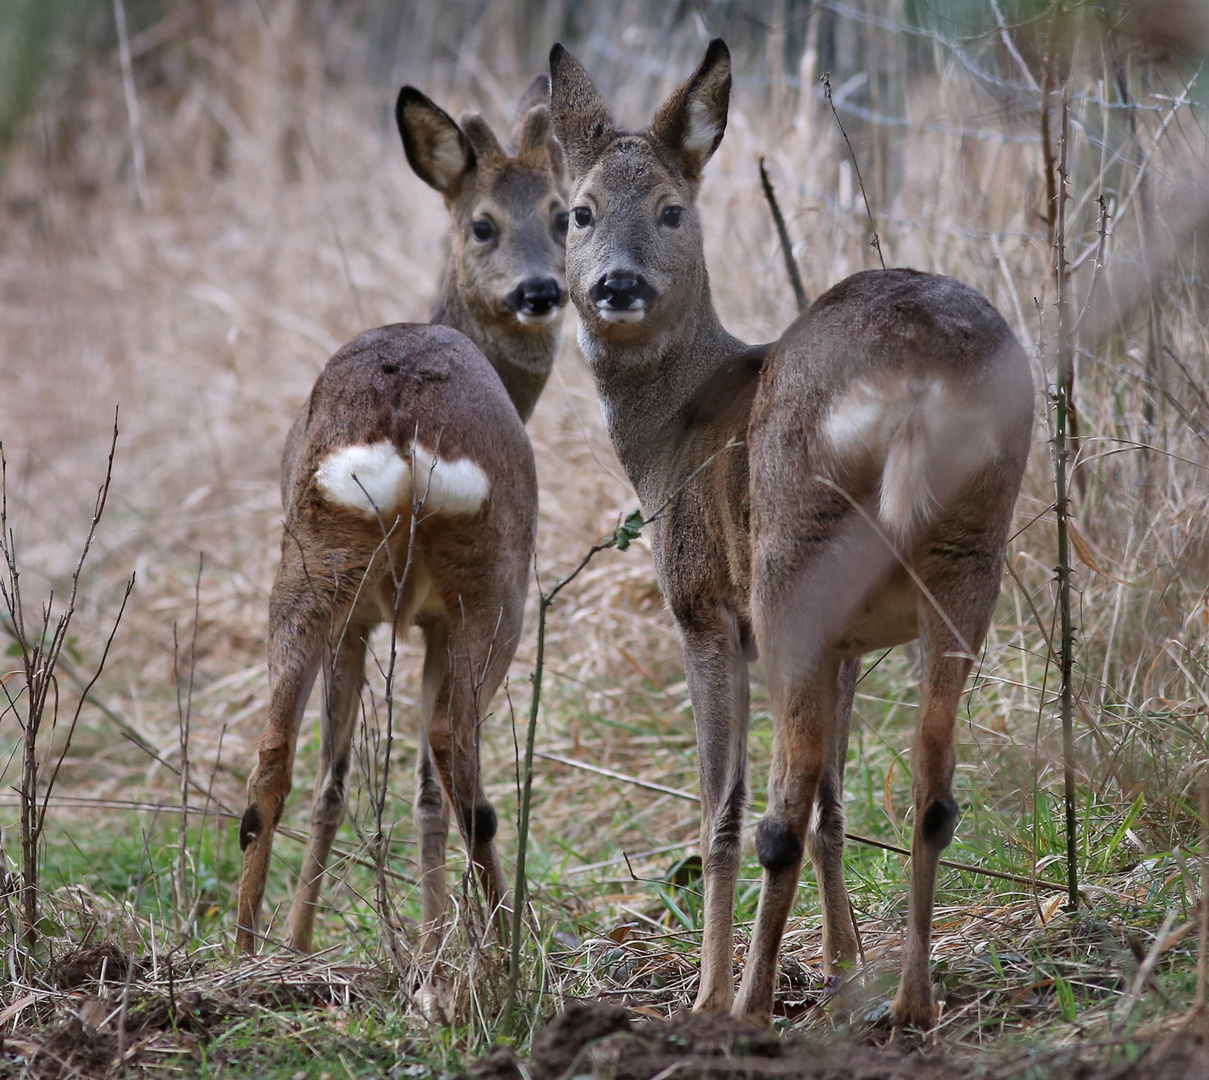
[283,324,537,610]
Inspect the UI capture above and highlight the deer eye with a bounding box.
[573,206,593,228]
[660,205,683,228]
[553,210,569,238]
[472,219,496,242]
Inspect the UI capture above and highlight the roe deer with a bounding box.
[549,41,1033,1028]
[235,81,567,971]
[396,75,569,420]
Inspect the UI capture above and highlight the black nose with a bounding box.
[589,272,658,310]
[505,277,563,316]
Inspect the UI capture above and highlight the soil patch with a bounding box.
[466,1002,1209,1080]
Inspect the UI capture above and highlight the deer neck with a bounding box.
[431,280,557,424]
[579,284,749,511]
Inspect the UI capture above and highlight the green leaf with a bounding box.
[614,509,644,551]
[5,640,22,656]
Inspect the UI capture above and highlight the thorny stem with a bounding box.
[821,71,885,270]
[1053,80,1079,911]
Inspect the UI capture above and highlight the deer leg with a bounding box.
[415,620,454,955]
[286,622,369,952]
[804,657,860,979]
[890,563,998,1028]
[733,654,840,1027]
[437,617,512,939]
[682,609,750,1014]
[236,560,328,954]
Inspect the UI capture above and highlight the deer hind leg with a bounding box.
[416,603,515,950]
[415,619,454,955]
[286,622,370,952]
[439,611,513,938]
[236,552,330,954]
[733,655,841,1027]
[891,556,1000,1028]
[681,609,750,1015]
[804,657,860,981]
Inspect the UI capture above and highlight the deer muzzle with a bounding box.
[506,276,565,325]
[589,271,658,322]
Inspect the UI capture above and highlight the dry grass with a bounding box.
[1,0,1207,1072]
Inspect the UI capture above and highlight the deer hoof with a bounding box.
[887,991,939,1029]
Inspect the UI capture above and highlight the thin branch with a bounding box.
[758,157,808,314]
[822,71,885,269]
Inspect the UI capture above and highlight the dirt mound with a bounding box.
[467,1003,954,1080]
[466,1002,1209,1080]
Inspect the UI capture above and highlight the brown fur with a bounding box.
[550,40,1033,1028]
[237,83,563,995]
[235,325,537,974]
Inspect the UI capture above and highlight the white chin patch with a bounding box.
[598,305,646,324]
[514,309,559,327]
[314,439,490,519]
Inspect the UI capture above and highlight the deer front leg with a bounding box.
[681,609,750,1014]
[286,624,369,953]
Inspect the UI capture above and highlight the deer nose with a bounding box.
[590,272,657,310]
[506,277,564,317]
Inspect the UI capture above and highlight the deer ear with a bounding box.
[517,104,552,168]
[650,38,731,183]
[514,73,551,124]
[549,43,617,181]
[396,86,475,198]
[460,113,508,168]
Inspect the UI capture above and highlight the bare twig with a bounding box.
[504,443,742,1032]
[758,157,808,314]
[174,554,203,930]
[1052,76,1079,912]
[822,71,885,269]
[0,413,123,950]
[1198,772,1209,1010]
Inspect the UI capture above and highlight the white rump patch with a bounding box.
[314,442,409,518]
[823,375,1001,539]
[409,444,492,515]
[684,99,721,154]
[314,439,489,519]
